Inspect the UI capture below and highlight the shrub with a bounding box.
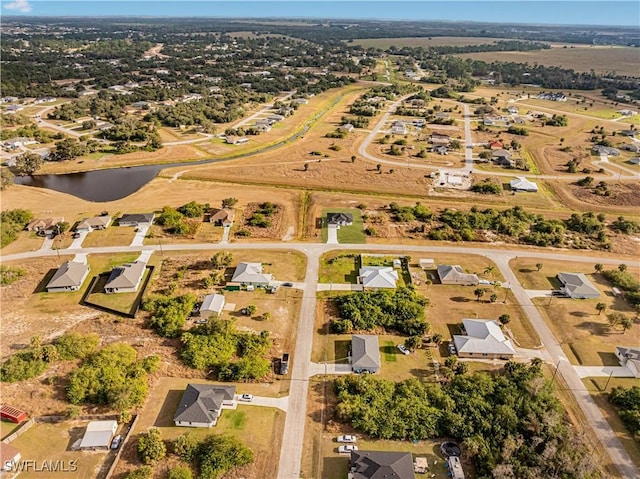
[137,428,166,465]
[55,333,100,360]
[0,265,25,285]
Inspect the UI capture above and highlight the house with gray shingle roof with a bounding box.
[349,450,415,479]
[231,262,273,286]
[437,265,479,286]
[351,335,381,373]
[46,260,90,292]
[105,261,146,294]
[453,319,515,359]
[174,384,236,427]
[557,272,600,299]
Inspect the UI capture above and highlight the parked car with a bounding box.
[337,435,356,443]
[397,344,410,355]
[110,435,122,450]
[282,282,293,287]
[338,445,358,454]
[448,342,457,355]
[72,232,81,239]
[239,393,253,402]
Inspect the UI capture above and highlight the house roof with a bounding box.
[359,266,398,289]
[26,217,64,231]
[350,450,416,479]
[119,213,155,224]
[327,212,353,225]
[437,265,478,284]
[557,272,600,298]
[79,420,117,449]
[231,262,273,284]
[616,346,640,370]
[174,384,236,424]
[209,208,234,222]
[510,177,538,191]
[47,261,89,289]
[105,261,146,289]
[492,149,511,159]
[351,335,381,370]
[200,294,225,315]
[453,319,515,355]
[77,215,111,229]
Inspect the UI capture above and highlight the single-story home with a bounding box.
[391,121,407,135]
[224,135,249,145]
[208,208,235,227]
[510,177,538,192]
[557,272,600,299]
[339,123,355,132]
[0,444,21,472]
[592,145,620,156]
[351,335,381,374]
[419,258,435,269]
[199,294,225,318]
[79,420,118,450]
[292,98,308,105]
[46,260,90,293]
[105,261,147,294]
[431,133,450,146]
[268,114,285,122]
[492,149,512,162]
[118,213,155,227]
[615,346,640,378]
[488,140,503,149]
[174,384,236,427]
[76,215,112,232]
[622,143,640,153]
[630,157,640,165]
[327,212,353,227]
[26,217,64,236]
[453,319,515,359]
[437,265,479,286]
[349,450,415,479]
[507,106,519,115]
[359,266,398,289]
[231,262,273,286]
[0,405,27,423]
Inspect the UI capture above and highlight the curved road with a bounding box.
[2,240,638,478]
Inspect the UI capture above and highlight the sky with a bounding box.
[1,1,639,27]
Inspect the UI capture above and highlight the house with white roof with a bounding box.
[79,420,118,450]
[358,266,398,289]
[510,177,538,192]
[199,294,226,319]
[231,262,272,286]
[615,346,640,378]
[557,272,600,299]
[453,319,515,359]
[437,265,479,286]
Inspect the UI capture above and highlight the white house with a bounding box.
[76,215,112,232]
[231,262,273,286]
[199,294,226,318]
[615,346,640,378]
[557,272,600,299]
[351,335,381,374]
[437,265,479,286]
[46,260,90,293]
[510,177,539,192]
[453,319,515,359]
[358,266,398,289]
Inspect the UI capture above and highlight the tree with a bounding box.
[405,336,421,351]
[595,302,607,315]
[211,251,233,269]
[303,163,309,171]
[260,312,271,321]
[594,263,604,274]
[425,279,432,291]
[376,164,382,172]
[0,168,14,190]
[535,263,544,271]
[499,314,511,325]
[50,138,87,161]
[483,266,496,277]
[473,288,485,301]
[244,305,257,316]
[432,333,443,345]
[193,435,253,479]
[620,316,633,334]
[125,466,153,479]
[456,362,469,375]
[351,155,356,163]
[168,466,193,479]
[607,312,626,331]
[137,428,166,465]
[489,294,498,303]
[15,152,44,176]
[221,197,238,208]
[619,264,628,272]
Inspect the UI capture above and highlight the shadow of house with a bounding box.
[33,269,58,294]
[154,389,184,427]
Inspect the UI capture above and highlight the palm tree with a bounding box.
[499,314,511,325]
[620,317,633,334]
[376,164,382,172]
[351,155,356,163]
[483,266,496,278]
[536,263,543,271]
[595,302,607,315]
[303,163,309,171]
[594,263,603,274]
[490,294,498,303]
[474,288,485,302]
[425,279,432,291]
[618,264,628,272]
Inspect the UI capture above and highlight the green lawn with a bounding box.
[0,420,22,440]
[321,208,366,244]
[319,252,360,283]
[381,340,398,362]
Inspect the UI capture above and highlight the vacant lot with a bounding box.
[0,231,44,255]
[10,421,117,479]
[510,258,638,366]
[120,376,285,479]
[81,226,137,247]
[144,221,223,245]
[455,46,640,76]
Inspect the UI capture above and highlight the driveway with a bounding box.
[130,224,151,246]
[308,363,352,376]
[39,235,54,251]
[327,226,338,244]
[573,365,635,379]
[235,395,289,412]
[317,283,363,292]
[525,289,555,298]
[68,231,88,249]
[220,225,231,244]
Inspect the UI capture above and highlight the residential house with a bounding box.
[26,217,64,236]
[4,104,23,113]
[592,145,620,156]
[76,215,112,232]
[1,96,19,103]
[4,137,37,149]
[453,319,516,359]
[391,121,407,135]
[435,146,448,155]
[174,384,236,427]
[630,157,640,165]
[351,335,381,374]
[437,265,479,286]
[292,98,308,105]
[359,266,398,289]
[510,177,539,192]
[621,143,640,153]
[435,112,450,120]
[339,123,355,133]
[0,444,21,472]
[619,109,637,116]
[254,120,272,132]
[231,262,273,286]
[79,420,118,450]
[431,133,450,147]
[132,101,149,109]
[208,208,234,227]
[507,106,519,115]
[488,140,504,149]
[224,135,249,145]
[557,272,600,299]
[199,294,226,319]
[619,129,637,137]
[615,346,640,378]
[104,261,147,294]
[118,213,155,227]
[327,212,353,227]
[268,114,285,122]
[46,260,90,293]
[537,92,567,102]
[492,149,514,167]
[349,450,415,479]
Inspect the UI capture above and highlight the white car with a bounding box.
[239,393,253,402]
[337,435,356,443]
[397,344,410,355]
[110,435,122,449]
[338,445,358,454]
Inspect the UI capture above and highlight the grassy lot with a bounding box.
[510,258,638,366]
[143,221,223,245]
[0,231,44,255]
[81,226,137,247]
[132,377,284,479]
[0,420,22,440]
[319,252,361,284]
[321,208,366,244]
[10,421,117,479]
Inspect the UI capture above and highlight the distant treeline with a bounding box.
[432,40,551,55]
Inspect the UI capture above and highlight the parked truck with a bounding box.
[279,353,290,375]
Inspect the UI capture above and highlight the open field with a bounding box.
[0,231,44,255]
[455,46,640,76]
[352,36,513,49]
[510,258,639,366]
[10,421,118,479]
[143,220,224,245]
[119,376,285,479]
[76,225,137,248]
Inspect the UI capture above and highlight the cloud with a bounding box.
[4,0,32,12]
